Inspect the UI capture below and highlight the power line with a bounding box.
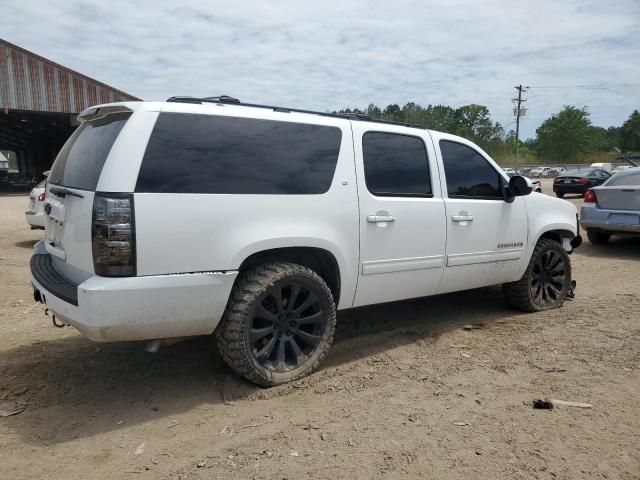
[529,84,639,90]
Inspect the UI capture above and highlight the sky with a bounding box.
[2,0,639,138]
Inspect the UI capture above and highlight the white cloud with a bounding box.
[3,0,639,137]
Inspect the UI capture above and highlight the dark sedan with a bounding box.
[553,168,612,198]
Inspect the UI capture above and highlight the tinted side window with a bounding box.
[440,141,502,198]
[362,132,431,197]
[49,112,131,190]
[136,113,342,194]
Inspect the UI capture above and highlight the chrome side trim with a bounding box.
[361,255,444,275]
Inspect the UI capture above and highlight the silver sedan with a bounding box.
[580,167,640,244]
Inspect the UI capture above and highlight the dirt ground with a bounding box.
[1,189,638,480]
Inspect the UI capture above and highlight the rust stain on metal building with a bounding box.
[0,39,139,114]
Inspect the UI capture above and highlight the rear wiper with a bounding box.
[49,186,85,199]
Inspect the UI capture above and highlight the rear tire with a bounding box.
[555,192,565,198]
[216,262,336,387]
[503,238,572,312]
[587,229,610,244]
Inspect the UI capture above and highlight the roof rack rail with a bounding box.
[165,96,425,129]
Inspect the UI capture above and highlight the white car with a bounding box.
[30,97,582,386]
[25,178,47,229]
[503,167,517,175]
[529,166,554,178]
[612,165,632,174]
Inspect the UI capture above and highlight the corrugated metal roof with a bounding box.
[0,39,139,114]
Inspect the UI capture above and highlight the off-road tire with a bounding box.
[216,262,336,387]
[503,238,572,312]
[587,229,610,244]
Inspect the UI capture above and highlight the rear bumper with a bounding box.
[553,183,587,194]
[30,242,238,342]
[25,210,44,228]
[580,204,640,235]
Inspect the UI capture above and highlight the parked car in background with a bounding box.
[503,167,517,175]
[550,167,566,177]
[529,166,554,178]
[25,177,47,229]
[506,172,542,193]
[29,97,581,387]
[581,167,640,244]
[553,168,612,198]
[612,165,632,174]
[590,162,613,172]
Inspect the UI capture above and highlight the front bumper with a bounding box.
[30,243,238,342]
[580,204,640,235]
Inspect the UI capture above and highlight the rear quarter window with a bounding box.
[135,113,342,194]
[49,112,131,191]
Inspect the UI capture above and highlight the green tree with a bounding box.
[453,104,504,152]
[620,110,640,152]
[422,105,458,133]
[535,106,594,162]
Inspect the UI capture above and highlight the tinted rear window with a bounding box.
[49,112,131,190]
[606,171,640,186]
[135,113,342,194]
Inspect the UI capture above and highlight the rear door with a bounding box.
[44,111,132,283]
[434,136,528,293]
[352,124,446,307]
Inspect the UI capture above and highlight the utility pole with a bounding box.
[512,85,528,170]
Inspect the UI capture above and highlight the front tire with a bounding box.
[503,238,572,312]
[216,262,336,387]
[587,229,610,244]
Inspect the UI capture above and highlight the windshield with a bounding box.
[48,112,131,190]
[565,169,596,176]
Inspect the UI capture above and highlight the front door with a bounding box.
[352,125,446,307]
[433,136,528,294]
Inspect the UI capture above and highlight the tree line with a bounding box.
[336,103,640,165]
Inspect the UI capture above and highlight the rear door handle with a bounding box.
[367,215,396,223]
[452,214,473,222]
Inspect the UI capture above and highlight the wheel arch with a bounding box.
[236,246,342,305]
[537,228,576,245]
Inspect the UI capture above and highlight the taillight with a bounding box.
[92,193,135,276]
[38,192,45,202]
[577,177,590,184]
[583,189,596,203]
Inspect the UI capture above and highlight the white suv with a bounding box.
[31,97,582,386]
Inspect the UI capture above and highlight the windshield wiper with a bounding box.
[49,186,85,199]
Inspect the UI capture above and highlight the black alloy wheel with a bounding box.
[216,262,336,387]
[530,249,568,308]
[249,280,327,372]
[503,238,572,312]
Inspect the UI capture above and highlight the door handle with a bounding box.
[451,214,473,222]
[367,214,396,223]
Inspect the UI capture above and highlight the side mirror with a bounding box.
[504,175,532,203]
